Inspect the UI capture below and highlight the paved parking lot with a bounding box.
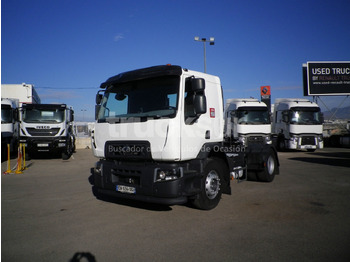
[2,147,350,262]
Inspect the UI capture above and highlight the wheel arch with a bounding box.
[196,143,231,195]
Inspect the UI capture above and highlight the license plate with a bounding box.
[37,143,49,147]
[116,185,136,194]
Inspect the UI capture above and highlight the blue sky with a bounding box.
[2,0,350,121]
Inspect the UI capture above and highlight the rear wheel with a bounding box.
[257,150,277,182]
[193,158,224,210]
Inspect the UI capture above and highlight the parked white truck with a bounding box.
[272,98,323,152]
[19,103,76,160]
[92,65,279,210]
[224,99,271,146]
[1,98,19,157]
[1,83,41,105]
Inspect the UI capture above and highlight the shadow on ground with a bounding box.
[289,151,350,168]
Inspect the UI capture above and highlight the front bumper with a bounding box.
[20,136,68,153]
[288,135,324,150]
[93,159,203,205]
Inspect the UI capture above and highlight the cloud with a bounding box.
[114,33,125,42]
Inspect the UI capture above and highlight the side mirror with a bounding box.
[70,110,74,122]
[191,78,205,92]
[96,93,103,105]
[194,95,207,115]
[13,108,19,122]
[230,110,237,122]
[269,112,273,123]
[320,113,324,123]
[282,111,289,123]
[192,78,206,115]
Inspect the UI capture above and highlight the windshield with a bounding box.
[1,105,13,124]
[289,107,322,125]
[98,76,179,123]
[236,107,270,124]
[22,108,65,123]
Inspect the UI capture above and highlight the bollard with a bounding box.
[21,143,26,171]
[15,144,23,174]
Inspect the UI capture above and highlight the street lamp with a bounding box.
[194,36,215,73]
[81,109,87,122]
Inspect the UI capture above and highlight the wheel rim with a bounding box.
[205,171,220,199]
[267,155,275,175]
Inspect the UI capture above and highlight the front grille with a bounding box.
[26,128,60,136]
[105,141,152,160]
[111,168,141,185]
[247,136,264,143]
[301,136,316,145]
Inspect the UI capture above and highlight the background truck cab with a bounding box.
[19,103,75,159]
[224,98,271,146]
[272,98,323,151]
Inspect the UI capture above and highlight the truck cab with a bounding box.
[272,98,323,151]
[224,99,271,146]
[92,65,279,210]
[19,103,75,159]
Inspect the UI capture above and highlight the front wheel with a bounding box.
[62,138,73,160]
[193,158,224,210]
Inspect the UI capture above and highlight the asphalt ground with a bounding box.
[1,147,350,262]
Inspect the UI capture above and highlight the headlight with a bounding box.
[265,136,272,144]
[94,162,102,176]
[290,136,298,143]
[155,167,183,182]
[230,167,244,179]
[238,136,246,144]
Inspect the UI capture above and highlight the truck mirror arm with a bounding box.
[95,105,101,120]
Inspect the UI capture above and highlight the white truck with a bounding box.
[1,83,41,105]
[272,98,324,152]
[92,65,279,210]
[1,98,19,157]
[224,99,271,146]
[19,103,76,160]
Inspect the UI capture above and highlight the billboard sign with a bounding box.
[303,61,350,96]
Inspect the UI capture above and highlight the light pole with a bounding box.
[81,109,87,122]
[194,36,215,73]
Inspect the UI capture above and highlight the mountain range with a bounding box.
[323,106,350,120]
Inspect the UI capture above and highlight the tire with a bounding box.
[257,150,276,182]
[62,151,70,160]
[193,158,224,210]
[72,139,76,153]
[62,137,74,160]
